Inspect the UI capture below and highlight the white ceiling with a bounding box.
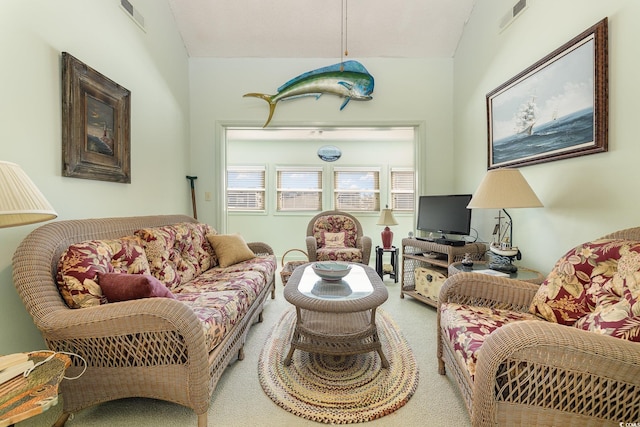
[167,0,476,58]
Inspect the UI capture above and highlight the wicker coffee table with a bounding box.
[283,263,389,368]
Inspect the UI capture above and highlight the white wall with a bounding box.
[0,0,191,353]
[188,58,457,251]
[454,0,640,274]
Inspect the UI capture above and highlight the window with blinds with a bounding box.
[334,168,380,211]
[226,167,265,211]
[390,169,415,211]
[276,167,323,211]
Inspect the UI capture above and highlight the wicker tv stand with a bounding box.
[401,238,486,307]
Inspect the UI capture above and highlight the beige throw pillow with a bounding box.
[323,232,346,248]
[206,233,255,268]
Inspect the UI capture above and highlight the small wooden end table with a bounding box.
[375,246,399,283]
[283,263,389,368]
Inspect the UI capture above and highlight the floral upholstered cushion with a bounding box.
[172,255,276,351]
[440,303,539,380]
[316,247,363,263]
[57,237,151,308]
[135,222,216,290]
[312,215,358,249]
[530,240,640,334]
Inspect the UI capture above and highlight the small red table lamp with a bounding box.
[377,206,398,249]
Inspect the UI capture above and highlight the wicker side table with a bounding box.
[283,263,389,368]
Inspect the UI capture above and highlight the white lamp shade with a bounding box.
[467,168,543,209]
[377,208,398,226]
[0,161,57,228]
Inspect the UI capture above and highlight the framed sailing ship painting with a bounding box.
[486,18,608,169]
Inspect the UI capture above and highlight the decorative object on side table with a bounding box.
[377,206,398,249]
[467,168,542,272]
[461,253,474,267]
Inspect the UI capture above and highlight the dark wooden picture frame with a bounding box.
[486,18,608,169]
[62,52,131,183]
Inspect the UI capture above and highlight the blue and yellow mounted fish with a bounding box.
[243,60,374,127]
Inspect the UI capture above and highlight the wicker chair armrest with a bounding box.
[439,272,539,312]
[473,320,640,424]
[305,236,318,262]
[247,241,274,256]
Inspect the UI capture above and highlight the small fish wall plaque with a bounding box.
[243,61,374,127]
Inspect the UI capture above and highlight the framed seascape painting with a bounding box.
[62,52,131,183]
[486,18,608,169]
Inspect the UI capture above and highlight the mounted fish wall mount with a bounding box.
[243,60,374,127]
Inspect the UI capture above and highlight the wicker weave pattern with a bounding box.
[11,215,275,427]
[436,228,640,426]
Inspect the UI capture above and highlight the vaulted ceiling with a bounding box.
[168,0,476,58]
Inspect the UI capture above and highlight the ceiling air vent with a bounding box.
[499,0,528,32]
[120,0,145,32]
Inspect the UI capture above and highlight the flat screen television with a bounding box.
[416,194,473,237]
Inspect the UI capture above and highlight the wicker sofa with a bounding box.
[12,215,276,427]
[437,227,640,426]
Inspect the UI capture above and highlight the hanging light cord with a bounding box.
[340,0,349,70]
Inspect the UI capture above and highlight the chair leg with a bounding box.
[197,412,207,427]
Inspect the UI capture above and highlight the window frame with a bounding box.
[226,166,266,212]
[275,166,324,212]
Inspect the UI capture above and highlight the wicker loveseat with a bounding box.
[437,227,640,426]
[12,215,276,427]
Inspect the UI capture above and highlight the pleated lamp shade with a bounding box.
[0,161,57,228]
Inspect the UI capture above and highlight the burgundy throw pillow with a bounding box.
[98,273,176,302]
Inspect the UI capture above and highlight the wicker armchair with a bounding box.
[305,210,371,264]
[437,227,640,426]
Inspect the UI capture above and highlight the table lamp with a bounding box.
[466,168,542,271]
[0,161,57,228]
[377,206,398,249]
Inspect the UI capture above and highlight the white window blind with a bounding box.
[277,167,323,211]
[334,168,380,211]
[227,167,265,211]
[391,169,415,211]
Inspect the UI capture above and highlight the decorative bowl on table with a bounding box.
[312,262,351,281]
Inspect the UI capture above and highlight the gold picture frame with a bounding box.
[62,52,131,183]
[486,18,608,169]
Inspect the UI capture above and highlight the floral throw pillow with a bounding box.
[57,237,151,309]
[530,239,640,338]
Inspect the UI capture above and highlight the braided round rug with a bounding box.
[258,308,419,424]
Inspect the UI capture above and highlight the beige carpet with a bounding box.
[18,274,470,427]
[258,308,418,423]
